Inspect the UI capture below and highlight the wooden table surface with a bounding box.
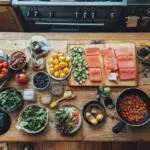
[0,32,150,142]
[0,0,10,5]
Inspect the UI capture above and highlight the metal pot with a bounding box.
[112,88,150,134]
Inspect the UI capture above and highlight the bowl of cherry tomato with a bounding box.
[0,57,9,81]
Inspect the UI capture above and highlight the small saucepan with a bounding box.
[112,88,150,134]
[82,88,106,126]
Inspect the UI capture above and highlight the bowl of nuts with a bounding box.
[9,51,27,71]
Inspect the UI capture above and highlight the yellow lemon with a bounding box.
[59,62,65,69]
[51,52,58,59]
[54,65,59,71]
[65,56,71,63]
[60,72,66,78]
[54,71,59,78]
[68,62,71,67]
[64,62,68,67]
[59,69,63,74]
[58,56,65,62]
[49,68,55,75]
[53,59,59,65]
[48,58,53,64]
[49,64,54,68]
[58,53,64,57]
[63,67,69,74]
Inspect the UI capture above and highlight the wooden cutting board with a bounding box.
[67,43,138,87]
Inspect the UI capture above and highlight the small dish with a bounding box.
[82,101,106,127]
[99,86,111,98]
[55,105,82,134]
[50,82,64,96]
[39,92,52,105]
[32,71,50,90]
[9,51,27,71]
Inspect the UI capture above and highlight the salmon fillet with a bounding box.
[117,59,135,69]
[89,68,102,82]
[105,62,118,71]
[115,47,132,57]
[102,48,115,58]
[119,68,136,80]
[117,55,133,60]
[86,55,100,68]
[85,47,100,56]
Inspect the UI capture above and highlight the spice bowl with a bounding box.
[32,71,50,90]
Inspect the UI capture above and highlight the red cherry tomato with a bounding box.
[2,61,8,68]
[0,60,4,63]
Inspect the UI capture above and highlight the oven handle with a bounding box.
[35,21,105,26]
[52,26,79,31]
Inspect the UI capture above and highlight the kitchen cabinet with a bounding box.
[0,6,23,32]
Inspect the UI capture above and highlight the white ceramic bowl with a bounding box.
[46,51,72,81]
[16,104,49,134]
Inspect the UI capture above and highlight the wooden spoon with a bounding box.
[50,89,76,108]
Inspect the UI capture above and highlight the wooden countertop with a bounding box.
[0,32,150,142]
[0,0,10,5]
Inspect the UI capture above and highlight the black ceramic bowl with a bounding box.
[32,71,50,90]
[82,101,106,127]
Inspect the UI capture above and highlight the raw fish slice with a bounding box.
[117,55,133,60]
[119,68,136,80]
[89,68,102,82]
[86,55,100,68]
[85,47,100,56]
[108,72,118,82]
[104,57,117,64]
[117,59,135,69]
[105,62,118,71]
[115,47,132,57]
[102,48,115,58]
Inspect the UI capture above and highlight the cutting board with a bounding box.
[67,43,138,87]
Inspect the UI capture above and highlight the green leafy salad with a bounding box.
[0,88,22,112]
[19,106,48,131]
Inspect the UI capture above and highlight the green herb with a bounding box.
[20,106,48,131]
[0,88,22,112]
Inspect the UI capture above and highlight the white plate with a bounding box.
[55,105,82,134]
[46,51,72,81]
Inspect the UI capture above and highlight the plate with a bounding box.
[55,105,82,134]
[46,51,72,81]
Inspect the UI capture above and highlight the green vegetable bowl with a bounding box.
[16,104,49,134]
[0,87,23,112]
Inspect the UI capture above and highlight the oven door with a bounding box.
[24,20,125,32]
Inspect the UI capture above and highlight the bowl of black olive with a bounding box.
[32,71,50,90]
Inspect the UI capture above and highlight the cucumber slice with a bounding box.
[78,47,83,53]
[72,47,78,52]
